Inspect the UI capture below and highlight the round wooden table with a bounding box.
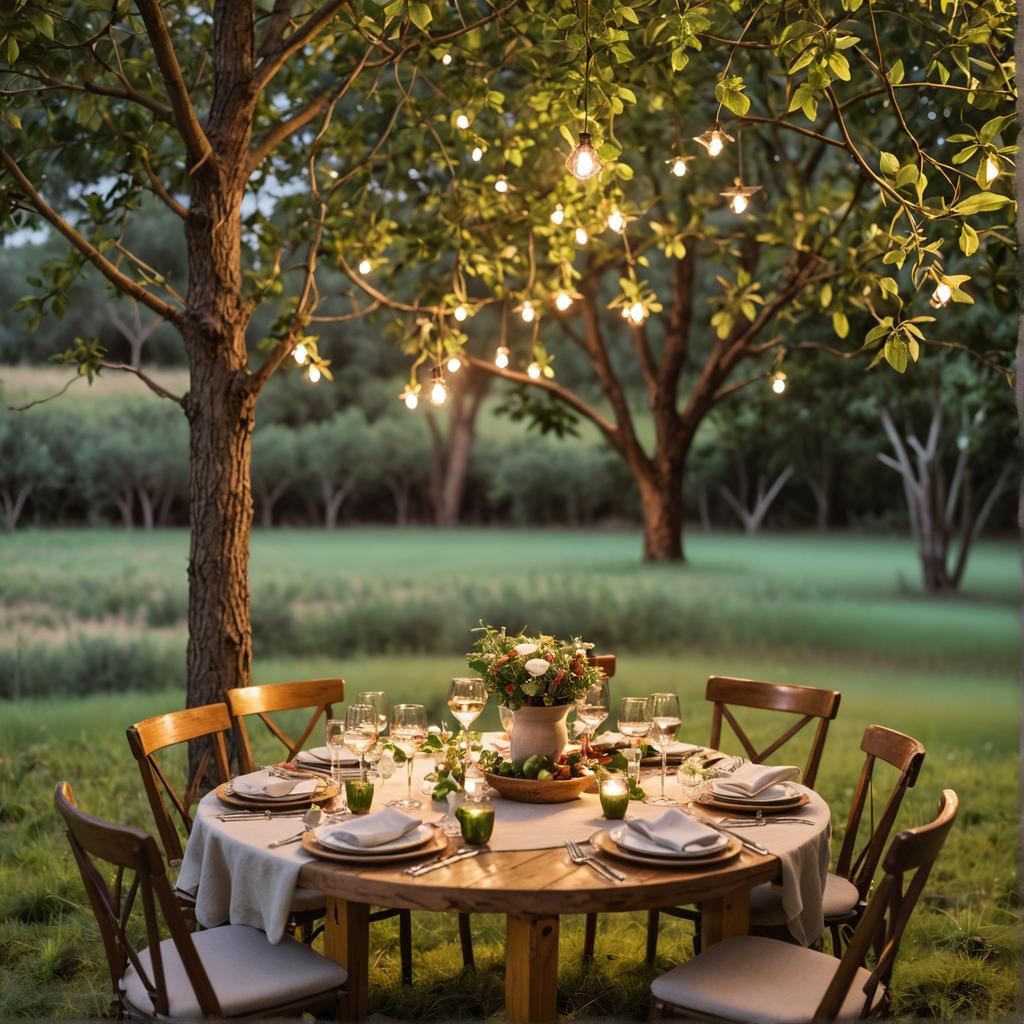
[299,837,782,1022]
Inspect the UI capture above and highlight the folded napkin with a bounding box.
[627,809,724,852]
[299,745,359,764]
[323,807,422,848]
[710,762,799,799]
[231,770,318,799]
[591,731,630,749]
[651,740,702,756]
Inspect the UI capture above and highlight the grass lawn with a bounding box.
[0,529,1018,1018]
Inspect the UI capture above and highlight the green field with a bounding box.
[0,529,1018,1018]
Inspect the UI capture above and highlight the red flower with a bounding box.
[551,670,565,687]
[505,683,515,693]
[546,653,554,662]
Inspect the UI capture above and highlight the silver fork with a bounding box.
[565,839,625,882]
[720,811,816,827]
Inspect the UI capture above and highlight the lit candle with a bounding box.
[599,777,629,819]
[345,779,375,814]
[456,803,495,845]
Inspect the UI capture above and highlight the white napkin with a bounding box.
[710,762,799,799]
[299,745,359,764]
[231,770,318,799]
[591,732,629,749]
[322,808,422,848]
[651,740,702,756]
[626,809,724,852]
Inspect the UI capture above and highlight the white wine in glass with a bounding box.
[647,692,681,805]
[447,677,486,772]
[344,704,378,782]
[389,704,428,809]
[357,691,390,736]
[617,697,650,784]
[576,679,609,753]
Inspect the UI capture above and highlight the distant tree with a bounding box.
[78,425,139,528]
[131,406,188,527]
[251,425,302,529]
[108,299,162,370]
[371,414,433,525]
[0,406,56,529]
[299,410,371,529]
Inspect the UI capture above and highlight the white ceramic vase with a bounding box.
[509,703,572,764]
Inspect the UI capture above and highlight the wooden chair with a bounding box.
[589,654,616,678]
[224,678,346,774]
[748,725,925,951]
[648,789,959,1022]
[55,780,347,1021]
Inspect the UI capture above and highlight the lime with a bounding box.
[521,754,547,779]
[536,769,554,781]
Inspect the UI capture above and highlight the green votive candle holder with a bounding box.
[456,803,495,845]
[345,779,375,814]
[599,778,629,820]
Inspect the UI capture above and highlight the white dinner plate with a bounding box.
[312,822,434,855]
[299,746,359,766]
[707,781,802,806]
[610,825,728,859]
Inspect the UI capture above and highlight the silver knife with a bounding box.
[688,811,771,856]
[405,849,480,876]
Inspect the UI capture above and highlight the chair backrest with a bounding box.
[816,789,959,1020]
[225,678,345,774]
[588,655,616,678]
[835,725,926,899]
[705,675,841,789]
[54,780,224,1019]
[126,703,232,866]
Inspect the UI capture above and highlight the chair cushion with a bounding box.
[651,935,881,1024]
[749,873,860,927]
[120,924,347,1019]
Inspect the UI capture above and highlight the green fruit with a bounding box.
[521,754,547,779]
[498,762,515,777]
[536,769,554,781]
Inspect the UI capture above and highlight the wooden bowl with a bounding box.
[483,771,595,804]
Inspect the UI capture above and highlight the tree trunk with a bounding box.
[638,463,685,562]
[0,485,31,531]
[137,488,156,529]
[115,490,134,528]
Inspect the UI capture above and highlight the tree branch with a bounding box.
[99,362,185,405]
[255,1,347,91]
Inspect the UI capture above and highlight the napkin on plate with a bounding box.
[323,808,422,848]
[627,809,724,852]
[591,732,630,749]
[231,769,319,799]
[650,740,702,756]
[710,762,799,799]
[299,745,358,764]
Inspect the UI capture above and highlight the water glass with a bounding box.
[647,692,681,806]
[617,697,650,785]
[389,704,428,809]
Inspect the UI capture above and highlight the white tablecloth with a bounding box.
[177,755,830,946]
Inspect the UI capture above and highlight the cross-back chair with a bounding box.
[55,780,347,1021]
[648,789,959,1022]
[126,702,232,868]
[225,678,345,773]
[588,654,616,678]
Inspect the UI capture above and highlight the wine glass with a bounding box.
[388,704,428,809]
[498,704,514,738]
[617,697,650,785]
[576,678,610,755]
[357,691,389,736]
[325,717,349,812]
[647,692,682,805]
[344,704,378,782]
[447,677,486,774]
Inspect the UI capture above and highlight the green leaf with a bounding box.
[887,59,905,85]
[884,337,909,373]
[833,310,849,339]
[959,223,979,257]
[895,164,919,188]
[6,36,19,65]
[408,1,432,31]
[819,282,832,308]
[951,192,1013,216]
[828,52,851,81]
[879,152,899,176]
[878,277,899,299]
[715,77,750,116]
[951,145,978,165]
[671,48,689,72]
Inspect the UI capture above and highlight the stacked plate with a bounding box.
[697,781,808,815]
[295,745,361,776]
[302,818,446,865]
[592,815,741,869]
[217,770,337,811]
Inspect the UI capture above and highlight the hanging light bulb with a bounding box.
[400,385,419,410]
[670,157,687,177]
[720,179,762,215]
[566,132,603,181]
[620,306,631,320]
[357,258,372,275]
[495,345,510,368]
[550,203,565,225]
[627,302,645,324]
[693,123,734,157]
[607,208,624,233]
[471,146,483,162]
[307,365,322,384]
[555,290,573,311]
[521,300,536,323]
[441,53,453,66]
[527,361,542,379]
[575,226,589,246]
[494,176,509,193]
[447,355,463,374]
[453,304,468,322]
[429,367,448,406]
[930,281,953,309]
[292,342,308,364]
[982,154,1000,185]
[771,371,787,395]
[455,113,471,130]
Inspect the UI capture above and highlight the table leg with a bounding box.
[700,888,750,948]
[505,914,559,1023]
[323,897,371,1021]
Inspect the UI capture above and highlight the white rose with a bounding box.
[513,642,539,656]
[524,658,550,677]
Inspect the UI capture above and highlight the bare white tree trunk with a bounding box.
[719,464,794,535]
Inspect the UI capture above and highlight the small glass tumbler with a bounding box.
[345,779,375,814]
[456,803,495,845]
[599,777,630,819]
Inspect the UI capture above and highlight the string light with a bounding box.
[566,133,603,181]
[292,342,308,364]
[670,157,687,177]
[441,53,453,66]
[520,300,536,323]
[400,385,419,410]
[771,371,787,395]
[455,113,471,130]
[471,146,483,162]
[982,155,1000,185]
[358,258,372,275]
[453,304,468,322]
[527,361,542,379]
[447,355,463,373]
[495,345,510,368]
[575,226,589,246]
[429,367,448,406]
[307,365,322,384]
[930,281,952,309]
[626,302,645,324]
[555,290,573,311]
[607,209,624,233]
[720,179,762,215]
[550,203,565,225]
[495,176,509,193]
[693,123,734,157]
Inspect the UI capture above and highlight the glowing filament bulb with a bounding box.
[430,376,448,406]
[575,226,589,246]
[527,361,542,379]
[550,203,565,225]
[455,113,471,130]
[292,342,308,364]
[495,177,509,193]
[447,356,463,373]
[441,53,453,66]
[495,345,510,369]
[555,291,573,311]
[627,302,645,324]
[983,155,999,185]
[707,133,725,157]
[565,133,603,181]
[453,304,468,322]
[471,146,483,162]
[730,193,750,215]
[930,282,952,309]
[358,258,372,275]
[402,387,419,410]
[521,301,536,323]
[694,124,733,158]
[671,158,687,177]
[771,372,787,395]
[307,365,322,384]
[607,209,624,233]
